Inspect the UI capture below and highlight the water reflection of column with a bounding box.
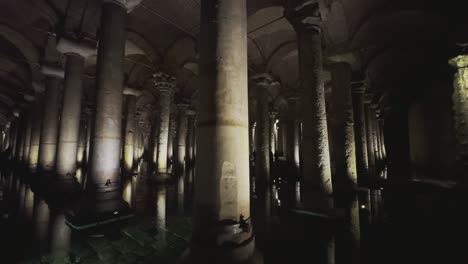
[156,186,166,248]
[33,197,50,254]
[49,211,72,257]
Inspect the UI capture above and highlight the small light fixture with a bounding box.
[361,205,366,209]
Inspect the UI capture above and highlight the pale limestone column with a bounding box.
[22,109,32,163]
[286,3,333,211]
[175,103,189,213]
[352,86,369,182]
[28,93,44,171]
[186,0,257,262]
[123,87,140,176]
[252,74,274,235]
[38,66,63,172]
[152,72,175,181]
[286,97,300,175]
[77,118,87,165]
[55,37,93,184]
[73,0,135,220]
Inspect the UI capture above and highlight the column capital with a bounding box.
[152,72,176,94]
[56,37,97,58]
[186,109,197,116]
[251,73,277,88]
[284,1,322,34]
[103,0,143,13]
[41,65,65,79]
[352,85,366,94]
[176,103,190,111]
[449,55,468,69]
[123,86,141,97]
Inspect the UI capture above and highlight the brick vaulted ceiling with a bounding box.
[0,0,465,126]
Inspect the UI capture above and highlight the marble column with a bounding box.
[72,0,131,221]
[123,87,140,176]
[153,72,175,182]
[55,38,93,187]
[448,55,468,179]
[269,111,277,160]
[28,93,44,171]
[38,66,63,172]
[364,99,376,178]
[329,62,358,205]
[168,115,176,172]
[378,116,387,160]
[16,114,26,161]
[185,110,196,200]
[175,104,189,213]
[286,3,333,211]
[22,109,32,163]
[252,74,274,235]
[185,0,257,262]
[287,97,300,177]
[352,86,369,183]
[277,118,286,157]
[77,118,87,166]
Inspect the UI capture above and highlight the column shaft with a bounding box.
[22,111,32,163]
[191,0,255,261]
[29,97,43,171]
[365,103,376,176]
[175,106,188,212]
[38,77,60,172]
[56,54,85,178]
[87,1,127,213]
[155,89,173,179]
[352,88,369,182]
[123,96,136,175]
[298,28,333,210]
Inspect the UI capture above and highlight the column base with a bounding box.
[65,193,132,230]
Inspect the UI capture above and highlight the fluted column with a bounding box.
[186,0,257,262]
[352,86,369,182]
[286,3,333,211]
[55,37,93,186]
[38,67,63,172]
[175,104,189,213]
[153,72,175,181]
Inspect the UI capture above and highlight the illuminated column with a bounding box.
[252,74,274,233]
[185,110,196,198]
[329,62,358,204]
[287,97,300,176]
[175,103,189,213]
[22,109,32,163]
[16,114,26,161]
[28,88,44,171]
[38,66,63,172]
[352,86,369,182]
[186,0,257,262]
[168,115,176,172]
[72,0,134,221]
[269,110,277,159]
[55,38,93,186]
[77,118,87,165]
[123,87,140,176]
[153,72,175,182]
[374,108,384,164]
[447,55,467,175]
[286,3,333,211]
[329,62,360,263]
[364,98,376,177]
[378,116,386,160]
[277,118,286,157]
[249,121,255,161]
[369,105,381,164]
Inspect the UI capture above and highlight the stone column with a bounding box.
[378,116,387,160]
[16,114,26,161]
[153,72,175,181]
[352,86,369,183]
[185,0,257,262]
[277,117,286,157]
[28,93,44,171]
[168,115,176,172]
[175,104,189,213]
[122,88,140,206]
[329,62,360,263]
[369,105,381,164]
[38,66,63,172]
[364,99,376,177]
[22,109,32,164]
[269,111,277,160]
[71,0,133,223]
[77,118,87,165]
[286,97,300,176]
[286,3,333,211]
[329,62,358,205]
[55,38,93,187]
[374,108,384,164]
[252,74,274,235]
[185,110,196,200]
